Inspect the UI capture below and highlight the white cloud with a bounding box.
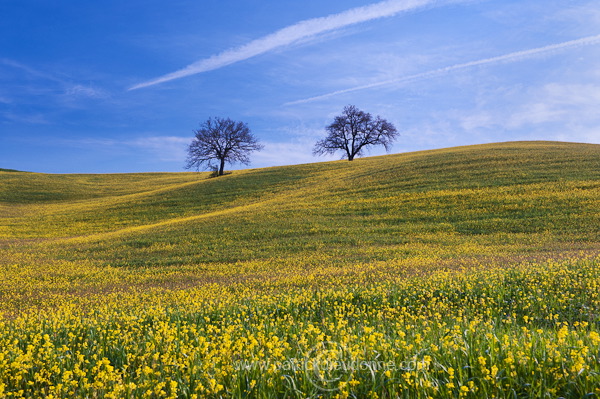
[459,112,494,131]
[252,141,341,167]
[0,58,63,83]
[62,138,119,147]
[507,83,600,129]
[128,0,458,90]
[126,136,190,162]
[1,58,110,106]
[549,1,600,36]
[61,136,190,163]
[1,112,50,125]
[252,142,315,167]
[65,84,109,99]
[286,34,600,105]
[439,81,600,147]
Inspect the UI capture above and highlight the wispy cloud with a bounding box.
[64,84,108,99]
[126,136,189,162]
[62,136,190,162]
[252,142,317,167]
[1,58,108,100]
[128,0,458,90]
[507,83,600,129]
[0,58,64,83]
[1,112,51,125]
[286,33,600,105]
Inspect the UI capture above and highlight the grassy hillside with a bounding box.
[2,141,599,262]
[1,141,600,398]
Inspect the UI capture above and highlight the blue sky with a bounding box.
[1,0,599,173]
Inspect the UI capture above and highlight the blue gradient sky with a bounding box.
[1,0,599,173]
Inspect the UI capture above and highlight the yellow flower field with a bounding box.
[1,141,600,397]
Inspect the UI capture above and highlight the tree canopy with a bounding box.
[185,117,263,176]
[313,105,398,161]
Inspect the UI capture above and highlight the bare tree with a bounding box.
[185,117,263,176]
[313,105,398,161]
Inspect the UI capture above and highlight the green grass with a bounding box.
[2,140,600,286]
[1,140,600,398]
[11,142,600,260]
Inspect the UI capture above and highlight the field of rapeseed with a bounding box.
[1,141,600,398]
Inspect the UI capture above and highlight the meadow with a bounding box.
[1,141,600,398]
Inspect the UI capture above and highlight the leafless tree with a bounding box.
[313,105,398,161]
[185,117,263,176]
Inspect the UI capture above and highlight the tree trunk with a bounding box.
[219,158,225,175]
[348,154,354,161]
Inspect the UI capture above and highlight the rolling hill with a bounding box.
[2,140,600,295]
[2,140,600,251]
[1,140,600,398]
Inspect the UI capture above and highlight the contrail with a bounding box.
[0,58,65,83]
[286,33,600,105]
[129,0,460,90]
